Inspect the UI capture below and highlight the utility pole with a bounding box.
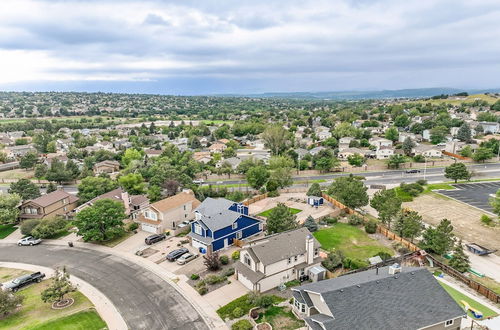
[423,157,427,181]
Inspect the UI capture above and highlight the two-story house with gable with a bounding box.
[235,228,325,292]
[188,197,263,254]
[19,190,79,220]
[292,265,465,330]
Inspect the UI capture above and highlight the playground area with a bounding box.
[248,192,337,224]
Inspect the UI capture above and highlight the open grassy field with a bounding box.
[27,310,106,330]
[0,169,34,180]
[438,281,498,318]
[0,224,17,239]
[409,93,499,105]
[258,207,302,218]
[200,120,235,125]
[313,223,394,260]
[0,267,106,330]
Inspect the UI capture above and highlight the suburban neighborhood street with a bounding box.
[0,243,208,330]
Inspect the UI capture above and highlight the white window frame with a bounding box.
[194,223,203,235]
[445,319,454,327]
[232,222,237,230]
[145,210,157,221]
[236,231,242,239]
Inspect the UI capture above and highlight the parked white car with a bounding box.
[176,252,198,265]
[17,236,42,246]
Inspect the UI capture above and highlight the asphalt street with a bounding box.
[436,182,500,213]
[0,244,208,330]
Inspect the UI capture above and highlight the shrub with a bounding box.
[205,275,226,285]
[197,286,208,295]
[190,274,200,280]
[128,222,139,231]
[348,214,364,226]
[231,320,253,330]
[375,251,392,260]
[399,183,424,197]
[231,251,240,260]
[231,307,245,319]
[223,268,235,277]
[322,250,344,271]
[480,214,493,225]
[364,220,378,234]
[31,218,67,239]
[413,155,425,163]
[324,216,338,225]
[220,255,229,265]
[343,257,368,270]
[226,191,246,202]
[392,242,410,254]
[20,219,41,236]
[203,252,222,271]
[267,190,280,197]
[258,295,274,308]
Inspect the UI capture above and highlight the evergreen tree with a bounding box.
[393,209,423,242]
[370,189,402,229]
[444,163,470,183]
[8,179,41,200]
[420,219,455,255]
[456,123,471,142]
[449,240,470,273]
[303,215,318,232]
[266,203,298,234]
[402,137,415,156]
[306,182,322,197]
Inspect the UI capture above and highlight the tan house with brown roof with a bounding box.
[93,160,120,175]
[208,143,227,153]
[136,191,201,234]
[19,190,79,220]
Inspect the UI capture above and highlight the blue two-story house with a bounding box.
[188,197,263,254]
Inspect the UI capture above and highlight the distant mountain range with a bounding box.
[222,88,500,100]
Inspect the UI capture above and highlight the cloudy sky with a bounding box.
[0,0,499,94]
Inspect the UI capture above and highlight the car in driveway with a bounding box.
[176,252,198,265]
[405,169,421,174]
[166,247,189,262]
[17,236,42,246]
[1,272,45,292]
[145,233,166,245]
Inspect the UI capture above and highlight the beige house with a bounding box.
[235,228,324,293]
[19,190,79,220]
[136,191,201,234]
[93,160,120,175]
[208,143,227,153]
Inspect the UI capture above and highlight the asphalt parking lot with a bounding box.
[436,181,500,213]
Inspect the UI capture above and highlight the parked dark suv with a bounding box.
[166,248,189,262]
[145,234,166,245]
[1,272,45,292]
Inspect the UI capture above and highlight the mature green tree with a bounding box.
[118,173,146,194]
[268,156,294,170]
[384,127,399,142]
[246,166,270,190]
[444,163,471,183]
[449,240,470,273]
[74,199,126,241]
[31,218,67,239]
[394,114,410,128]
[303,215,318,232]
[270,167,293,188]
[387,154,406,169]
[46,182,58,193]
[456,123,471,142]
[222,147,236,158]
[472,147,493,163]
[236,157,264,174]
[370,189,402,229]
[347,153,364,167]
[41,267,76,304]
[430,126,448,144]
[0,193,21,224]
[77,176,119,203]
[402,137,416,156]
[46,141,57,153]
[0,151,7,163]
[147,185,162,202]
[459,145,473,157]
[34,164,48,179]
[262,125,290,155]
[393,209,423,242]
[327,175,368,210]
[65,160,80,180]
[8,179,40,200]
[45,160,72,183]
[321,250,344,271]
[0,287,24,317]
[121,148,143,166]
[266,203,298,234]
[306,182,322,197]
[19,152,38,170]
[420,219,455,255]
[33,132,52,153]
[313,149,339,173]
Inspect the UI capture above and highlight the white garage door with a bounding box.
[141,223,158,233]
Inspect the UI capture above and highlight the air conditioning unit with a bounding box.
[388,263,402,275]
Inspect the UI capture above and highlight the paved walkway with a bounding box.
[0,261,127,330]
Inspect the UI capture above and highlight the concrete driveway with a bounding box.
[0,243,208,330]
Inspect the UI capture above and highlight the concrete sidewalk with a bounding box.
[0,237,227,329]
[0,261,127,330]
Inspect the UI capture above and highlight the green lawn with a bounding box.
[0,224,17,239]
[256,306,304,330]
[313,223,394,261]
[258,207,302,218]
[438,281,498,318]
[424,183,456,192]
[27,310,107,330]
[394,187,414,202]
[92,231,134,247]
[216,294,285,320]
[0,268,104,330]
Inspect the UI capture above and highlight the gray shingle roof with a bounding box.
[294,267,465,330]
[194,197,234,216]
[244,228,321,266]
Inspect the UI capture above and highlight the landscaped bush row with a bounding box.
[20,218,71,239]
[217,293,285,320]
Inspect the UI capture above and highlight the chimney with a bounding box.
[121,191,131,215]
[305,234,315,265]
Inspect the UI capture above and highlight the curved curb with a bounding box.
[0,261,127,330]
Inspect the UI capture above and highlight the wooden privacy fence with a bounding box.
[242,192,268,206]
[442,150,471,160]
[321,193,500,304]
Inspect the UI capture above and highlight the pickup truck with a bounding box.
[1,272,46,292]
[17,236,42,246]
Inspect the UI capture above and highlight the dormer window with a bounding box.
[232,222,237,230]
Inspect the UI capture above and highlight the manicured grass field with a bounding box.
[216,294,285,320]
[438,281,498,318]
[28,310,107,330]
[424,183,456,192]
[93,231,134,247]
[258,207,302,218]
[313,223,394,260]
[0,224,17,239]
[256,305,304,330]
[0,268,105,330]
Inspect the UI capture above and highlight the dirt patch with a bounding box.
[404,193,500,255]
[138,248,158,258]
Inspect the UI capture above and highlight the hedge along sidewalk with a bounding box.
[21,239,228,330]
[0,261,127,330]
